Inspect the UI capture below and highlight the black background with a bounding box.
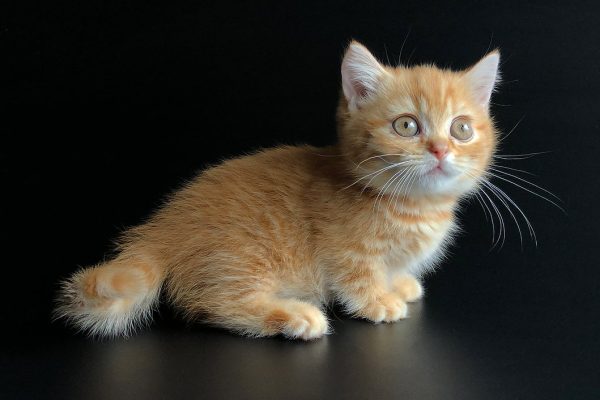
[3,1,600,399]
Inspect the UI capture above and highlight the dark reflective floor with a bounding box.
[5,248,599,399]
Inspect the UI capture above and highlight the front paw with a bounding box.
[357,293,408,323]
[392,274,424,302]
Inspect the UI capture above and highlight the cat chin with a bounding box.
[412,174,476,197]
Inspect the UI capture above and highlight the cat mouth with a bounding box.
[426,165,447,176]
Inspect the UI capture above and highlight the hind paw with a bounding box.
[265,302,329,340]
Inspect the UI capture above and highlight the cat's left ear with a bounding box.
[464,50,501,107]
[341,41,388,111]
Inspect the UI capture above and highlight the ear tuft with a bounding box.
[341,41,386,110]
[465,50,500,107]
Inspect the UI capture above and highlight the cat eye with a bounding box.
[392,115,420,137]
[450,117,473,141]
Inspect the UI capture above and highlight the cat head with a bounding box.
[337,41,499,202]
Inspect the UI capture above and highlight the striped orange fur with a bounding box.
[55,41,499,340]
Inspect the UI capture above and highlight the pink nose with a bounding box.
[428,143,448,160]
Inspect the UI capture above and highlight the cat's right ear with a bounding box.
[341,41,387,111]
[464,50,501,108]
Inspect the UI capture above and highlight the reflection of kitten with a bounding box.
[56,41,499,340]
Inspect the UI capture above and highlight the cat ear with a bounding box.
[341,41,387,111]
[464,50,500,107]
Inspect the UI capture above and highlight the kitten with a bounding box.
[55,41,499,340]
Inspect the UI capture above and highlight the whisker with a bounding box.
[406,46,417,65]
[374,169,406,212]
[493,150,552,160]
[383,43,392,66]
[342,163,397,191]
[492,164,536,177]
[397,28,411,67]
[378,163,421,212]
[389,166,411,208]
[483,178,538,247]
[457,154,563,249]
[387,168,409,210]
[454,160,564,212]
[483,179,525,247]
[359,161,417,195]
[404,167,422,203]
[355,153,407,169]
[488,167,562,203]
[498,115,525,143]
[477,183,507,249]
[462,169,508,248]
[484,31,494,55]
[341,161,411,192]
[473,190,496,241]
[478,189,502,248]
[393,166,419,209]
[485,171,565,212]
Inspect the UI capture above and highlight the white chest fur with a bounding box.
[383,217,456,277]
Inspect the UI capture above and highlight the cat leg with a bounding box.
[332,260,408,323]
[166,257,329,340]
[210,295,329,340]
[261,297,329,340]
[392,273,424,302]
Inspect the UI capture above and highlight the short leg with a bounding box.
[332,260,407,323]
[357,292,408,323]
[392,274,424,302]
[262,298,329,340]
[207,295,329,340]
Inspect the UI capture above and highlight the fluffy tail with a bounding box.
[55,255,165,337]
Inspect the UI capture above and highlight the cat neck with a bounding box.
[368,189,458,217]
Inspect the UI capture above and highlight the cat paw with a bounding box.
[392,274,424,302]
[358,293,408,323]
[283,306,329,340]
[266,303,329,340]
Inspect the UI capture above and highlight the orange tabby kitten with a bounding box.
[56,41,499,340]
